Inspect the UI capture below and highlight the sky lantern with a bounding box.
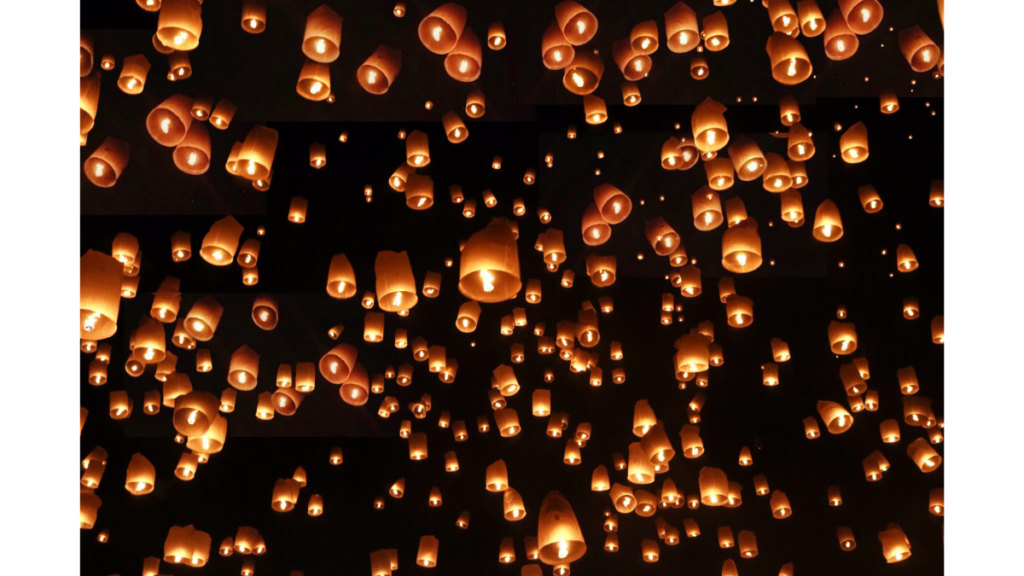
[84,137,130,188]
[796,0,825,36]
[932,315,944,343]
[196,215,242,262]
[613,39,650,81]
[907,437,942,471]
[241,0,266,33]
[563,52,604,95]
[766,32,812,84]
[786,123,815,160]
[537,491,586,565]
[583,95,607,124]
[555,1,597,45]
[703,11,730,51]
[664,2,699,52]
[839,0,883,34]
[303,5,342,63]
[118,54,151,95]
[376,251,418,312]
[238,125,278,181]
[418,3,467,54]
[896,244,919,272]
[542,21,574,69]
[817,401,853,433]
[609,483,636,513]
[459,218,522,302]
[813,199,843,241]
[80,250,123,340]
[768,0,800,35]
[692,98,730,155]
[722,219,763,273]
[728,135,767,180]
[829,320,858,353]
[858,184,883,213]
[445,28,482,82]
[878,523,912,562]
[840,122,869,163]
[689,55,709,79]
[699,467,728,505]
[488,22,506,49]
[824,9,859,60]
[770,490,792,518]
[172,122,211,175]
[297,60,331,101]
[726,295,754,327]
[157,0,202,51]
[693,187,724,230]
[358,45,402,94]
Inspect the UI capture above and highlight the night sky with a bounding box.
[81,2,944,575]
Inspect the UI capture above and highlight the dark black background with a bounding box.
[81,2,944,575]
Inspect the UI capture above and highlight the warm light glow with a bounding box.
[127,78,137,90]
[459,59,469,73]
[572,72,584,88]
[187,152,197,166]
[480,270,495,292]
[160,118,170,134]
[823,225,833,238]
[787,58,797,77]
[310,82,323,95]
[247,161,256,175]
[711,37,720,47]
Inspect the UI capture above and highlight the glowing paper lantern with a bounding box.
[157,0,203,51]
[303,5,342,63]
[813,199,843,241]
[692,97,729,154]
[419,3,467,54]
[358,45,402,95]
[556,1,597,45]
[459,218,522,302]
[238,125,279,181]
[840,122,869,163]
[445,28,482,82]
[118,54,151,94]
[563,52,604,95]
[824,10,859,60]
[766,32,812,84]
[878,523,912,563]
[173,122,211,175]
[613,39,650,81]
[84,137,130,188]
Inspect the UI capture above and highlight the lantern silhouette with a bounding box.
[770,490,792,518]
[766,32,812,84]
[824,9,859,60]
[878,523,912,563]
[416,535,439,567]
[358,45,402,94]
[563,52,604,95]
[219,387,235,412]
[459,218,522,302]
[376,251,418,312]
[85,137,130,188]
[116,54,151,96]
[301,5,342,63]
[768,0,800,35]
[813,199,844,241]
[466,89,486,117]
